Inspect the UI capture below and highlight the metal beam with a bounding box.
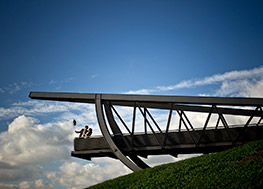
[29,92,263,106]
[29,92,263,117]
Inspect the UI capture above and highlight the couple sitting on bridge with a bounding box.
[75,125,92,138]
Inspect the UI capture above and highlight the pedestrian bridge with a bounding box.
[29,92,263,171]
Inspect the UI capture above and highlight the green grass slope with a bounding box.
[88,140,263,189]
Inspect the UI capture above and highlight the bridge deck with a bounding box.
[71,125,263,160]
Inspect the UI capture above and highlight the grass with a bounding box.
[88,140,263,188]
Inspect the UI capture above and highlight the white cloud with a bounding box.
[19,179,53,189]
[0,101,102,188]
[48,80,56,85]
[47,159,131,188]
[0,115,74,183]
[143,155,176,167]
[125,88,157,95]
[143,154,202,167]
[215,79,263,97]
[0,101,98,131]
[157,66,263,92]
[8,83,20,94]
[91,74,98,78]
[125,66,263,95]
[8,116,72,165]
[0,163,43,183]
[0,82,33,94]
[0,183,18,189]
[48,77,74,90]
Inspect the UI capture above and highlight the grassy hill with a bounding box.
[88,140,263,188]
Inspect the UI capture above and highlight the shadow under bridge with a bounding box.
[29,92,263,172]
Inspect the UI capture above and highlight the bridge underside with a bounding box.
[72,125,263,161]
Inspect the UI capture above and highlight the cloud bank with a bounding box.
[47,159,131,188]
[0,101,130,188]
[0,116,73,182]
[126,66,263,96]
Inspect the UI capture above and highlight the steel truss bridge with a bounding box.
[29,92,263,171]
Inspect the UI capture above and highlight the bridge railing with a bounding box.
[106,101,263,151]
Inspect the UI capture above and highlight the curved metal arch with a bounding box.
[95,94,142,171]
[104,102,150,169]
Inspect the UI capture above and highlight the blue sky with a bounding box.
[0,0,262,188]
